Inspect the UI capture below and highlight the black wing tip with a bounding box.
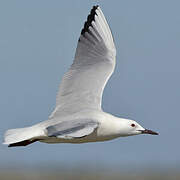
[8,139,38,147]
[81,5,99,35]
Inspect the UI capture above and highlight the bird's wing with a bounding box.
[49,6,116,118]
[46,119,98,139]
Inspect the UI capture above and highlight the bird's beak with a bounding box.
[140,129,159,135]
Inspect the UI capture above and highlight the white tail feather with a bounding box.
[3,126,41,145]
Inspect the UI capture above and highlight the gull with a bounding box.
[3,6,158,147]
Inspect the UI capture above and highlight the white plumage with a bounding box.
[3,6,158,147]
[50,7,116,118]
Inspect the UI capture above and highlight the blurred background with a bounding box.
[0,0,180,179]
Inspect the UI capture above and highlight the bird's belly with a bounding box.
[39,132,119,144]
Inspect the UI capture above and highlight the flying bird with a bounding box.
[3,6,158,147]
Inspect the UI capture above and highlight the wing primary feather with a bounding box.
[81,5,99,35]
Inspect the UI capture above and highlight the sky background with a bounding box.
[0,0,180,172]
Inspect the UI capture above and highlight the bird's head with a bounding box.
[117,119,158,136]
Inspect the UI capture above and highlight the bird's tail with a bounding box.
[3,126,41,147]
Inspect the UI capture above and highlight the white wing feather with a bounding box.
[47,119,98,139]
[50,6,116,118]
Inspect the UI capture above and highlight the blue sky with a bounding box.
[0,0,180,170]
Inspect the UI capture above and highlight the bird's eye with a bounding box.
[131,123,135,127]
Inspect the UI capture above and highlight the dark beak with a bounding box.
[140,129,159,135]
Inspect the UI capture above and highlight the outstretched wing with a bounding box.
[50,6,116,118]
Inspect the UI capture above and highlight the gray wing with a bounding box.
[46,119,98,139]
[50,6,116,118]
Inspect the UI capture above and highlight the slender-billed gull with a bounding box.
[3,5,158,147]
